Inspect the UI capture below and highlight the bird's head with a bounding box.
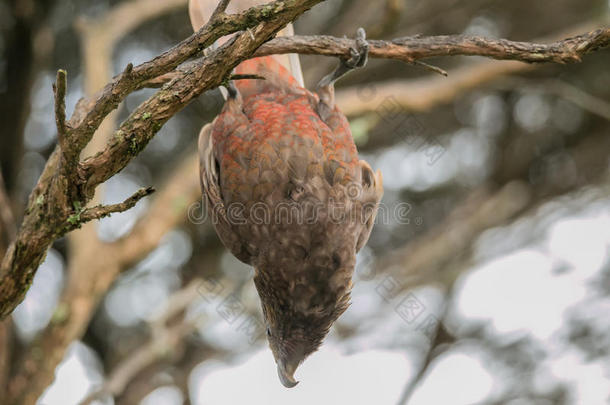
[253,264,352,388]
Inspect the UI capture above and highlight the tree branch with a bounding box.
[210,0,233,21]
[0,0,324,321]
[7,154,201,405]
[333,21,606,116]
[139,27,610,90]
[253,28,609,63]
[52,70,69,154]
[139,24,609,117]
[74,187,155,226]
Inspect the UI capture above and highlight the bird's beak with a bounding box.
[277,358,299,388]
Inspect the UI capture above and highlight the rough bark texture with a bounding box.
[255,28,610,63]
[0,0,325,321]
[138,24,610,116]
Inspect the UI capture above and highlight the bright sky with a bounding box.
[191,346,412,405]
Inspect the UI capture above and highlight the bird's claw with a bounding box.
[343,27,368,70]
[225,80,239,99]
[317,28,369,89]
[316,28,369,114]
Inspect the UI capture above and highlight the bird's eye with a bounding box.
[266,327,271,337]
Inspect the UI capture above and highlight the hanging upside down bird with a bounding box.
[189,0,383,388]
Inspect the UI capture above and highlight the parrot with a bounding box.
[189,0,383,388]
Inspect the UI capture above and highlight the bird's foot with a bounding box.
[317,27,369,89]
[225,80,239,99]
[316,28,368,115]
[343,27,369,70]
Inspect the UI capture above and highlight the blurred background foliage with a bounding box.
[0,0,609,404]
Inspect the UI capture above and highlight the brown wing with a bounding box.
[355,159,383,252]
[198,123,253,264]
[313,100,384,254]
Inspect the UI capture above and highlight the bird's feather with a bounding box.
[192,0,383,387]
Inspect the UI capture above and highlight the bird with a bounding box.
[189,0,383,388]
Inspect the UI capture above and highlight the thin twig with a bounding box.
[77,187,155,225]
[412,60,448,76]
[52,70,69,150]
[210,0,232,22]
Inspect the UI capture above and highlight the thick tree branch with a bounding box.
[140,24,609,117]
[254,28,609,63]
[0,0,323,320]
[7,154,201,405]
[139,27,610,90]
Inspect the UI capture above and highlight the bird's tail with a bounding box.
[188,0,304,97]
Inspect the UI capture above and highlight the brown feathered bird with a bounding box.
[190,0,383,387]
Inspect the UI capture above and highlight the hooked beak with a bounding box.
[277,358,299,388]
